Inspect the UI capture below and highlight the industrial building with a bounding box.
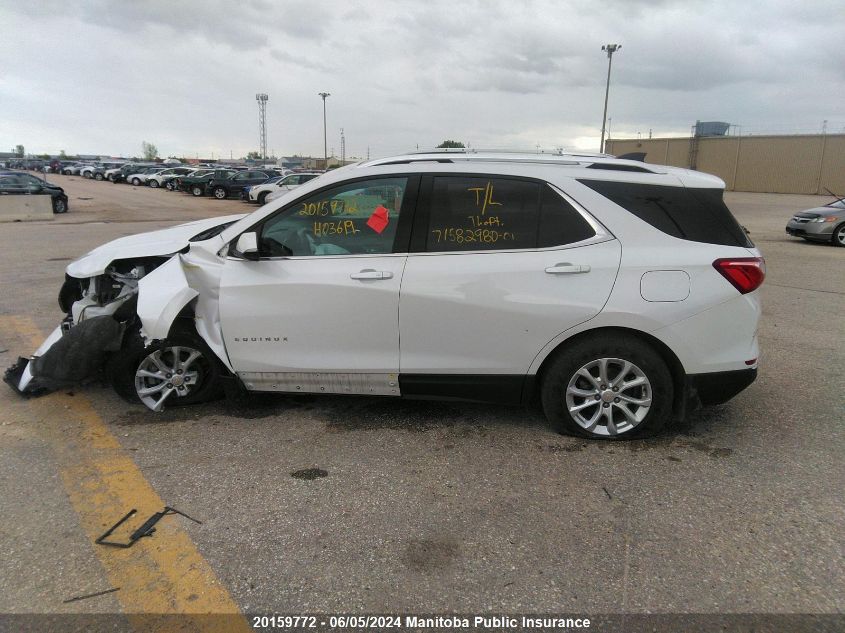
[606,131,844,195]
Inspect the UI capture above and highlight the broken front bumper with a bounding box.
[3,316,126,397]
[3,325,64,395]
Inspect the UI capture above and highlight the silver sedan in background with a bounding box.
[786,197,845,246]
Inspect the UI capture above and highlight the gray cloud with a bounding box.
[0,0,843,158]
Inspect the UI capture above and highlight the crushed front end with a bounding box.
[4,258,167,396]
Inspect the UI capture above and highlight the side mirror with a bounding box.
[235,232,259,260]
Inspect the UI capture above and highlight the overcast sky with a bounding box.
[1,0,843,159]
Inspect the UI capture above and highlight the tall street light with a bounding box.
[318,92,330,168]
[599,44,621,154]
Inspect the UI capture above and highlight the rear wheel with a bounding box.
[832,223,845,247]
[52,197,68,214]
[110,328,222,411]
[541,334,673,439]
[131,177,142,186]
[191,185,204,197]
[212,186,227,200]
[94,172,104,181]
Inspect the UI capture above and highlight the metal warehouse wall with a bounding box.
[605,134,845,194]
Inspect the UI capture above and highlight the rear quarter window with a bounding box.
[577,180,752,247]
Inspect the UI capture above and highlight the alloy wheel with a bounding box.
[565,357,652,436]
[134,345,206,412]
[835,225,845,247]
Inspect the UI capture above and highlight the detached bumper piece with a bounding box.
[4,316,126,397]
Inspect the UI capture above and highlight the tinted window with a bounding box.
[426,176,540,252]
[259,177,408,257]
[538,185,596,247]
[577,180,753,247]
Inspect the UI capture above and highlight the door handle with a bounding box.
[545,263,591,274]
[350,269,393,280]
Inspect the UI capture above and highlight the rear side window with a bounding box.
[426,176,539,251]
[425,177,596,252]
[577,180,752,247]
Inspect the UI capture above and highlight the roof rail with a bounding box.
[407,147,613,158]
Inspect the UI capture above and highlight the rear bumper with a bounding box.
[687,367,757,406]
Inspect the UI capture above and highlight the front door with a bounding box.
[219,175,417,395]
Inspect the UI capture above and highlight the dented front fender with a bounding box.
[137,256,198,342]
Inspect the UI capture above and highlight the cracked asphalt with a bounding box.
[0,175,842,622]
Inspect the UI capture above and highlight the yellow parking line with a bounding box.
[0,316,251,631]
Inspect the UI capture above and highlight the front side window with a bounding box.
[258,177,408,257]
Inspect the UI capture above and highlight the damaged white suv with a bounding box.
[5,151,764,439]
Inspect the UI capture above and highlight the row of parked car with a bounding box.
[70,162,323,205]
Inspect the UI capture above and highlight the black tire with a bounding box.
[257,191,269,205]
[191,185,204,197]
[831,223,845,247]
[108,326,222,409]
[63,169,72,175]
[540,333,673,440]
[131,177,141,186]
[94,172,104,181]
[212,186,227,200]
[165,180,174,191]
[52,197,68,214]
[107,174,116,181]
[149,179,160,188]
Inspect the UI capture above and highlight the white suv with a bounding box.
[5,151,764,439]
[248,172,321,205]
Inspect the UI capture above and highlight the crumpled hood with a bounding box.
[66,214,246,278]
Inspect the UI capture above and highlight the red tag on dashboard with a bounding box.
[366,205,389,234]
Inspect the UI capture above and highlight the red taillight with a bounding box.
[712,257,766,294]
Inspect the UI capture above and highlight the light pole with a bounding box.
[318,92,330,168]
[255,93,268,160]
[599,44,621,154]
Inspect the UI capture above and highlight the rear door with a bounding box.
[398,175,621,394]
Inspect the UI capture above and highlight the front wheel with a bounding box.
[212,186,227,200]
[257,191,268,205]
[131,177,141,186]
[109,329,222,411]
[165,180,174,191]
[94,172,104,181]
[832,223,845,247]
[541,334,673,439]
